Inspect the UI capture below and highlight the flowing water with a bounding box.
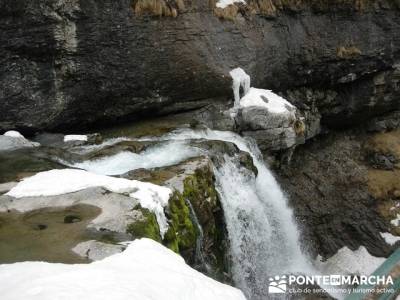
[55,128,314,299]
[154,129,313,299]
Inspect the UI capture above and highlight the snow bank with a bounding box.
[216,0,245,9]
[6,169,172,236]
[240,87,295,114]
[230,67,250,106]
[315,246,385,276]
[380,232,400,245]
[64,134,88,142]
[3,130,25,138]
[0,238,246,300]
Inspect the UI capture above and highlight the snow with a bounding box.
[315,246,385,276]
[380,232,400,245]
[64,134,88,142]
[3,130,24,138]
[240,87,295,114]
[229,67,295,116]
[5,169,172,237]
[230,67,250,106]
[216,0,245,9]
[391,214,400,227]
[0,238,246,300]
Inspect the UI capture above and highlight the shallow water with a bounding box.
[0,204,101,264]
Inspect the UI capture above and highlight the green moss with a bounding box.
[163,191,198,254]
[183,168,219,208]
[126,208,161,242]
[179,166,229,279]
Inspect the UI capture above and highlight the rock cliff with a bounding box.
[1,0,399,133]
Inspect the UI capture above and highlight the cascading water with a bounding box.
[159,129,313,299]
[65,141,202,176]
[65,128,314,299]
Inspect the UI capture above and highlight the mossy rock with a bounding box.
[163,191,198,258]
[126,208,161,242]
[179,165,229,280]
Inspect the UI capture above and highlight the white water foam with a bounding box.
[69,141,202,176]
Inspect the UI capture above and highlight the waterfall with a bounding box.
[69,128,314,299]
[159,129,313,299]
[186,199,211,274]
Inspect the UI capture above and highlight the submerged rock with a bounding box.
[72,240,125,261]
[0,204,102,264]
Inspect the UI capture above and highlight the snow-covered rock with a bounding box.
[229,68,304,151]
[315,246,385,276]
[240,88,295,114]
[0,238,246,300]
[391,214,400,227]
[0,131,40,151]
[3,130,25,138]
[380,232,400,246]
[5,169,172,237]
[64,134,88,142]
[216,0,245,9]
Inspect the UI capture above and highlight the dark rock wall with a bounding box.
[276,129,396,259]
[1,0,399,133]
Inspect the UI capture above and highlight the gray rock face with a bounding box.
[1,0,399,132]
[235,104,303,151]
[276,130,393,259]
[72,240,125,261]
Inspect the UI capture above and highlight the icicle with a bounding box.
[229,68,250,107]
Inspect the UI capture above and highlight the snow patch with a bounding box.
[240,87,295,114]
[0,238,246,300]
[64,135,88,142]
[315,246,385,276]
[216,0,245,9]
[3,130,25,138]
[5,169,172,237]
[229,67,295,117]
[380,232,400,245]
[391,214,400,227]
[230,67,250,106]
